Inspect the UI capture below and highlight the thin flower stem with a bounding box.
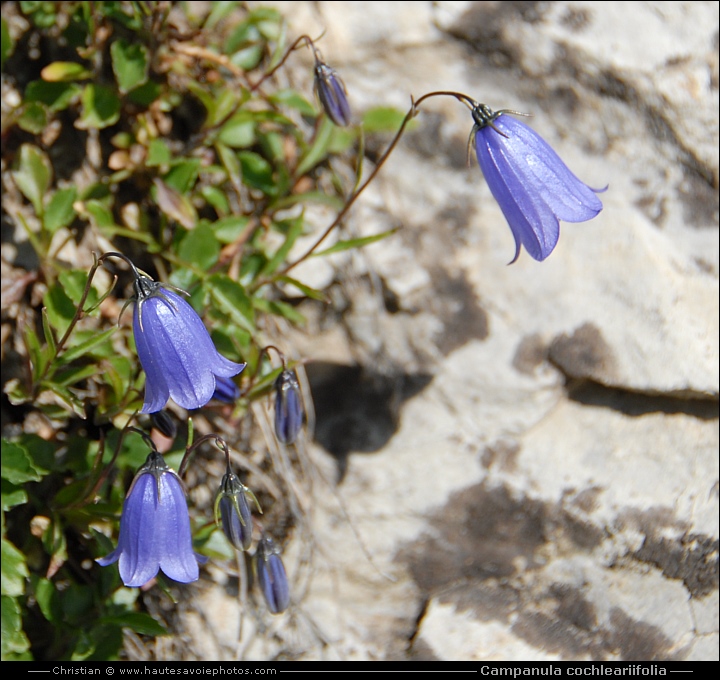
[77,413,139,508]
[179,433,229,478]
[33,252,111,390]
[239,345,293,399]
[262,345,287,368]
[268,95,421,280]
[249,33,318,91]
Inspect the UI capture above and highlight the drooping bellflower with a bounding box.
[214,469,260,551]
[131,275,246,413]
[470,101,604,262]
[253,534,290,614]
[313,48,351,127]
[274,369,303,445]
[97,451,206,587]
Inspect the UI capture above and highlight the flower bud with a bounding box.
[213,471,260,551]
[274,369,303,445]
[212,376,241,404]
[253,534,290,614]
[313,50,351,127]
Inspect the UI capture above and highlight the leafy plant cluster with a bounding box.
[1,1,407,661]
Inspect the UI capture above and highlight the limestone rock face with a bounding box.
[187,1,718,661]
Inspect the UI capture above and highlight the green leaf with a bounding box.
[81,198,115,228]
[210,89,240,129]
[12,144,52,217]
[58,583,92,626]
[1,441,42,484]
[215,142,241,187]
[362,106,412,133]
[44,187,77,233]
[247,6,283,41]
[164,159,201,194]
[211,215,250,244]
[225,22,263,70]
[101,354,133,405]
[204,1,239,30]
[100,612,167,636]
[238,151,275,195]
[58,268,96,307]
[41,514,68,577]
[0,596,30,659]
[328,125,357,154]
[21,0,57,28]
[146,138,171,167]
[41,307,56,355]
[1,539,28,596]
[262,216,304,276]
[70,631,95,661]
[17,101,49,134]
[278,275,328,301]
[76,83,121,130]
[52,363,103,387]
[206,274,255,333]
[296,116,334,177]
[45,384,86,419]
[18,433,54,473]
[313,228,399,256]
[201,186,230,217]
[244,365,283,401]
[110,39,148,94]
[1,481,27,512]
[269,89,316,117]
[43,281,77,338]
[1,17,14,69]
[127,79,161,107]
[25,80,81,111]
[22,322,50,383]
[33,577,58,623]
[56,327,116,365]
[218,112,256,148]
[41,61,92,82]
[177,223,219,271]
[253,298,306,325]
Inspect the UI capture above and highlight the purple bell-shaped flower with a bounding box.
[130,274,246,413]
[97,450,206,587]
[470,101,604,262]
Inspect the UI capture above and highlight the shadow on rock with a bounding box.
[306,361,433,481]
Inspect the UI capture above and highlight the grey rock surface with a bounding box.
[186,1,718,661]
